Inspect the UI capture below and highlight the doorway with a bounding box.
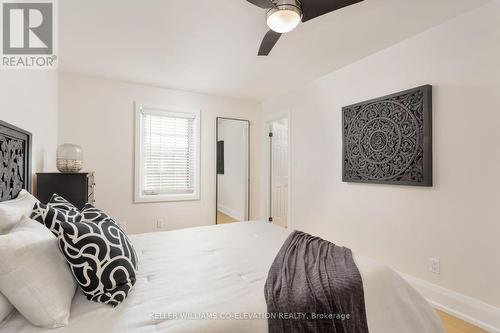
[266,116,290,228]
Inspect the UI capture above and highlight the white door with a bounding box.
[269,118,289,228]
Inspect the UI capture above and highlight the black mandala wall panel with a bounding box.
[342,85,432,186]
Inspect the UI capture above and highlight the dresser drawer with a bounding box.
[36,172,96,210]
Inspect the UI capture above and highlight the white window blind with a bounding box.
[141,109,196,196]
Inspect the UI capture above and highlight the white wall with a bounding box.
[217,119,248,220]
[58,73,262,234]
[0,71,58,177]
[262,1,500,310]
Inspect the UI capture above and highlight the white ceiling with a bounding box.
[59,0,491,101]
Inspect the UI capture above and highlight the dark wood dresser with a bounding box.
[36,172,95,209]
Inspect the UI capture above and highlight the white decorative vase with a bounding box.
[56,144,83,173]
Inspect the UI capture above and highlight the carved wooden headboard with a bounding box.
[0,120,32,202]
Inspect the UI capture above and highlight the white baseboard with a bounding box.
[399,272,500,333]
[217,204,243,221]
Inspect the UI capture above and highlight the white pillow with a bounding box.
[0,216,76,328]
[0,190,39,322]
[0,292,14,326]
[0,190,39,234]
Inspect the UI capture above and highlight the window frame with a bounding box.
[134,102,201,203]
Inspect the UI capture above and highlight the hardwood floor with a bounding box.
[216,211,237,224]
[437,310,490,333]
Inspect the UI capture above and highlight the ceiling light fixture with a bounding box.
[266,0,302,34]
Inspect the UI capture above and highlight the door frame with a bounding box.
[264,111,292,229]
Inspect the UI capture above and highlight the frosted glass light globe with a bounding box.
[56,143,83,173]
[267,6,301,33]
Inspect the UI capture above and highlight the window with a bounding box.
[135,103,200,202]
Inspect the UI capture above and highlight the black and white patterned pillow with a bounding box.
[58,205,138,306]
[31,195,138,306]
[79,203,114,223]
[47,194,80,214]
[30,194,80,236]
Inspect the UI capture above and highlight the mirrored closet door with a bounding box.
[216,117,250,224]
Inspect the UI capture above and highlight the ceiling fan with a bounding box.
[247,0,363,56]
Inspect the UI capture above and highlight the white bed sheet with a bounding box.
[1,221,444,333]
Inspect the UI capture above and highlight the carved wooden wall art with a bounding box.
[342,85,432,186]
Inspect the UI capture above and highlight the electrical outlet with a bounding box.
[429,258,441,274]
[156,219,164,229]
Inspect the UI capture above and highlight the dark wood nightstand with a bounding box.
[36,172,95,210]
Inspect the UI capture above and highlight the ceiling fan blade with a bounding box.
[258,30,282,56]
[301,0,363,22]
[246,0,273,9]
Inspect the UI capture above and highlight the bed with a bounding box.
[0,222,443,333]
[0,120,444,332]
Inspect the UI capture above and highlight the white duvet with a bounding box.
[1,221,444,333]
